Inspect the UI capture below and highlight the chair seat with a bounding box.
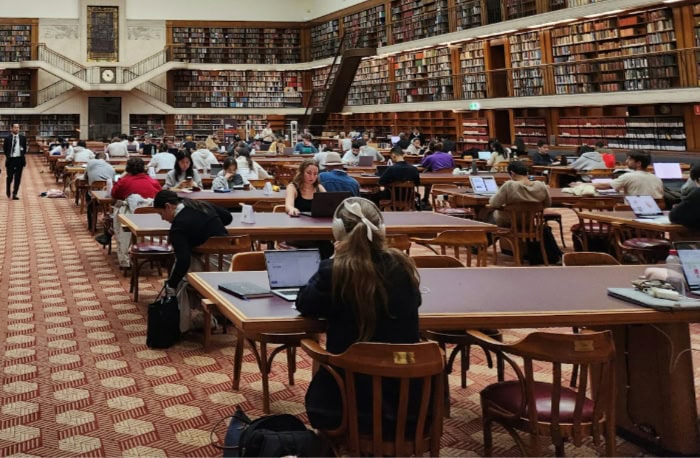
[482,380,594,423]
[622,238,670,250]
[130,242,173,253]
[570,223,609,234]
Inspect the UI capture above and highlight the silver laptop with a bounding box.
[477,151,491,160]
[264,249,321,301]
[357,155,374,166]
[624,195,664,219]
[675,241,700,296]
[653,163,682,180]
[469,175,499,195]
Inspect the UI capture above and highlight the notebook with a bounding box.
[300,191,352,217]
[674,241,700,296]
[357,155,374,167]
[477,151,491,160]
[469,176,499,195]
[265,249,321,301]
[624,195,664,219]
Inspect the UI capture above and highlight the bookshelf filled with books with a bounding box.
[693,3,700,85]
[347,58,390,106]
[173,115,269,142]
[129,115,166,138]
[0,21,34,62]
[0,69,34,108]
[394,47,453,103]
[458,113,490,149]
[310,19,340,61]
[458,40,487,100]
[505,0,537,20]
[509,31,544,97]
[310,65,338,109]
[390,0,449,44]
[342,4,387,48]
[38,115,80,140]
[455,0,484,31]
[513,110,547,147]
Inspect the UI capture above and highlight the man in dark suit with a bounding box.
[3,123,28,200]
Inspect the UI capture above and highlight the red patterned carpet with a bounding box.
[0,156,689,456]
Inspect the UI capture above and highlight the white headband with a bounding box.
[343,200,379,242]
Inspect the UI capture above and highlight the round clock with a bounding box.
[101,68,115,83]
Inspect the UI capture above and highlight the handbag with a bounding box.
[146,287,181,349]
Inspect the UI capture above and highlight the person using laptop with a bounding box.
[190,141,220,172]
[531,140,554,166]
[341,142,363,166]
[670,185,700,231]
[318,152,359,196]
[593,150,663,198]
[294,133,319,155]
[488,161,552,227]
[680,163,700,200]
[296,197,422,430]
[404,137,424,156]
[211,157,250,191]
[153,190,233,332]
[236,148,271,181]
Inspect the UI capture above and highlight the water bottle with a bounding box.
[665,249,686,296]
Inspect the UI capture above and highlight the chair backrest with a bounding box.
[411,255,464,268]
[300,339,444,457]
[252,200,285,212]
[274,165,296,187]
[230,251,267,271]
[469,330,616,450]
[503,202,545,243]
[193,235,253,271]
[385,234,411,254]
[493,161,509,172]
[386,181,416,211]
[89,180,107,190]
[427,230,489,267]
[249,178,274,189]
[562,252,620,266]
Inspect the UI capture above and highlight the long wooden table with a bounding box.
[188,265,700,455]
[120,211,497,241]
[576,210,685,234]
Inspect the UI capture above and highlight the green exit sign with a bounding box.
[468,102,480,110]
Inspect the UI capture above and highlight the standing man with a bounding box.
[3,123,27,200]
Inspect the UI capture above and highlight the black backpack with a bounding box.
[217,408,328,457]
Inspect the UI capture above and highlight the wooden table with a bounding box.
[119,211,497,241]
[188,265,700,455]
[174,190,286,206]
[576,210,685,234]
[350,172,472,187]
[434,187,627,210]
[153,173,214,188]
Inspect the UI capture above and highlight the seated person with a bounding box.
[570,149,607,171]
[318,152,359,196]
[147,150,176,172]
[486,140,509,172]
[211,157,250,191]
[50,142,72,157]
[107,137,128,158]
[360,144,385,163]
[595,141,616,168]
[296,197,421,430]
[294,133,319,154]
[489,161,552,227]
[680,163,700,200]
[153,190,233,332]
[670,186,700,231]
[236,148,271,180]
[66,140,95,163]
[190,141,220,172]
[163,151,203,190]
[404,137,425,156]
[593,150,663,198]
[378,148,420,201]
[531,140,553,166]
[268,135,286,155]
[421,142,454,172]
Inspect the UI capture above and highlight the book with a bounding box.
[218,282,272,299]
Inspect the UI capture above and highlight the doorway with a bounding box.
[493,110,512,144]
[488,43,508,98]
[89,97,121,140]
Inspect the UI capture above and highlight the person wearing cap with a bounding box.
[318,152,359,196]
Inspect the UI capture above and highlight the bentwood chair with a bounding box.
[411,230,489,267]
[467,330,617,457]
[379,181,416,211]
[300,340,445,457]
[492,202,547,266]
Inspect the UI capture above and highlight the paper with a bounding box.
[241,204,255,224]
[105,178,113,197]
[262,182,273,195]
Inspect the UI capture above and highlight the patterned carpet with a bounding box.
[0,156,687,456]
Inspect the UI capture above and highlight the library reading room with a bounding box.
[4,0,700,456]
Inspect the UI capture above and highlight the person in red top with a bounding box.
[111,157,162,200]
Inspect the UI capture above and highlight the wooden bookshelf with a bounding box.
[347,58,390,106]
[394,47,453,103]
[342,4,387,48]
[173,115,269,141]
[310,66,338,109]
[129,115,166,138]
[0,21,34,61]
[310,19,340,61]
[693,3,700,85]
[509,31,544,97]
[513,112,547,147]
[459,113,489,149]
[169,70,304,109]
[169,25,301,64]
[0,69,33,108]
[505,0,537,20]
[38,114,79,140]
[458,40,487,99]
[455,0,484,31]
[390,0,449,44]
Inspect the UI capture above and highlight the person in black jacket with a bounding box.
[296,197,422,430]
[377,147,421,203]
[670,186,700,231]
[3,123,28,199]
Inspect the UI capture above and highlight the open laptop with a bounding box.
[654,162,686,193]
[624,195,664,219]
[282,146,294,155]
[357,155,374,167]
[469,175,499,195]
[390,135,400,145]
[675,241,700,296]
[209,163,223,176]
[264,249,321,301]
[477,151,492,160]
[300,191,352,217]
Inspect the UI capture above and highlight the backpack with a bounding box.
[215,407,328,457]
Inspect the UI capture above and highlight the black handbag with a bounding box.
[146,288,181,349]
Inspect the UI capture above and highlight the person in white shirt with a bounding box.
[147,151,177,172]
[66,140,95,163]
[405,138,424,156]
[314,150,329,170]
[261,123,274,144]
[107,137,129,158]
[50,142,73,157]
[593,150,664,198]
[342,142,362,165]
[361,144,385,162]
[190,141,220,172]
[236,148,271,180]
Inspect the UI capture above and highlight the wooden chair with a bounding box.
[228,251,310,414]
[569,198,617,253]
[411,255,464,268]
[492,202,547,266]
[128,206,175,302]
[79,180,107,214]
[386,233,411,254]
[379,181,416,211]
[611,222,671,264]
[543,209,566,248]
[273,165,296,187]
[431,187,474,219]
[492,161,510,172]
[192,235,252,272]
[562,252,620,267]
[467,330,616,457]
[251,200,284,213]
[411,230,489,267]
[300,339,445,457]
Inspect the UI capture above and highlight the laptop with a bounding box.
[264,249,321,301]
[654,162,686,193]
[624,195,664,219]
[477,151,492,160]
[390,135,400,145]
[375,164,389,177]
[209,163,223,175]
[283,147,294,155]
[300,191,352,217]
[469,176,499,195]
[675,241,700,296]
[357,155,374,167]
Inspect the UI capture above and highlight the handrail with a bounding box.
[35,43,87,81]
[135,80,168,103]
[37,79,75,105]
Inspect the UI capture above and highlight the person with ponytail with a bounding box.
[296,197,422,429]
[153,190,233,331]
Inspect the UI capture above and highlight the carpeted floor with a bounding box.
[0,156,682,456]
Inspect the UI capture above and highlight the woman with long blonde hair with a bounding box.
[296,197,421,428]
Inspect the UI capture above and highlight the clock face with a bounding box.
[101,69,115,83]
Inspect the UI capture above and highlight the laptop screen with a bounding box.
[624,195,663,217]
[653,163,682,179]
[469,176,498,193]
[477,151,491,160]
[265,249,321,289]
[357,155,374,166]
[390,136,400,144]
[675,242,700,292]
